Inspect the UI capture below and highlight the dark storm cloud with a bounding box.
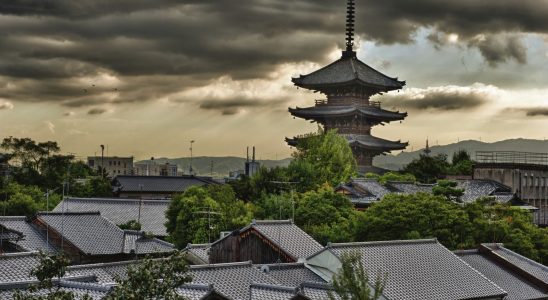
[506,107,548,117]
[87,107,106,115]
[199,96,290,116]
[380,87,491,111]
[0,0,547,107]
[469,34,527,66]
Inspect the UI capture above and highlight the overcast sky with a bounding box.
[0,0,547,160]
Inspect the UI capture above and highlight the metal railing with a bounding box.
[475,151,548,166]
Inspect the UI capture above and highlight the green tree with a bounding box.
[105,251,191,300]
[118,220,142,231]
[0,182,61,216]
[166,185,254,248]
[328,252,386,300]
[356,193,473,249]
[432,180,464,201]
[289,130,357,190]
[448,150,474,175]
[294,185,359,244]
[403,153,449,183]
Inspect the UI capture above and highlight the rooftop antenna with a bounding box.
[343,0,356,58]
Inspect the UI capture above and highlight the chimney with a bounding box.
[252,146,256,162]
[247,147,249,162]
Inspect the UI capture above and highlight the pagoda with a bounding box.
[287,0,408,173]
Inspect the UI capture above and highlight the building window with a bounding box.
[89,160,94,167]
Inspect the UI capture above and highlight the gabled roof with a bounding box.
[65,260,137,284]
[255,263,326,287]
[0,216,57,253]
[483,244,548,286]
[248,220,323,260]
[34,212,173,256]
[288,105,406,122]
[456,179,514,203]
[177,283,233,300]
[35,212,125,255]
[190,261,277,300]
[184,243,211,264]
[456,248,548,300]
[292,56,405,92]
[308,239,507,300]
[113,175,218,194]
[53,197,170,236]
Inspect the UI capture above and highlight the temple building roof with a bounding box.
[288,105,406,122]
[292,55,405,93]
[345,134,408,152]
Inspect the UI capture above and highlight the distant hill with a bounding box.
[137,139,548,176]
[374,138,548,170]
[136,156,292,177]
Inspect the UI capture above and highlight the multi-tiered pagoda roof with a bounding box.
[287,0,408,173]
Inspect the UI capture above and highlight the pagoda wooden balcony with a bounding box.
[314,99,381,108]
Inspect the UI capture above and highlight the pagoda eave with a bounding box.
[292,78,404,94]
[288,107,407,122]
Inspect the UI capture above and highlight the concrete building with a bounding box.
[134,158,179,177]
[87,156,133,177]
[473,151,548,226]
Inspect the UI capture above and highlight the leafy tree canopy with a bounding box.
[365,171,416,184]
[166,185,254,248]
[432,180,465,201]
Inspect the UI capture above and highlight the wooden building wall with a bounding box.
[209,229,296,264]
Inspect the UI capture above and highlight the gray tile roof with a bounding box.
[0,279,110,300]
[0,252,39,283]
[256,263,326,287]
[123,230,175,254]
[176,284,223,300]
[456,179,513,203]
[113,175,217,193]
[250,283,299,300]
[184,243,210,264]
[317,239,507,300]
[300,282,338,300]
[250,220,323,260]
[387,181,434,194]
[190,261,277,300]
[0,216,57,253]
[36,212,125,255]
[456,249,547,300]
[53,197,170,236]
[351,179,392,200]
[484,244,548,285]
[65,260,136,284]
[292,56,405,91]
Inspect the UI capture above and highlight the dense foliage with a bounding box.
[1,137,112,216]
[364,171,416,184]
[356,193,548,263]
[166,185,254,248]
[403,150,474,183]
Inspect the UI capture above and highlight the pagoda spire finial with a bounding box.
[342,0,356,58]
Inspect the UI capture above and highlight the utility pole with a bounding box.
[189,140,195,176]
[100,145,105,178]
